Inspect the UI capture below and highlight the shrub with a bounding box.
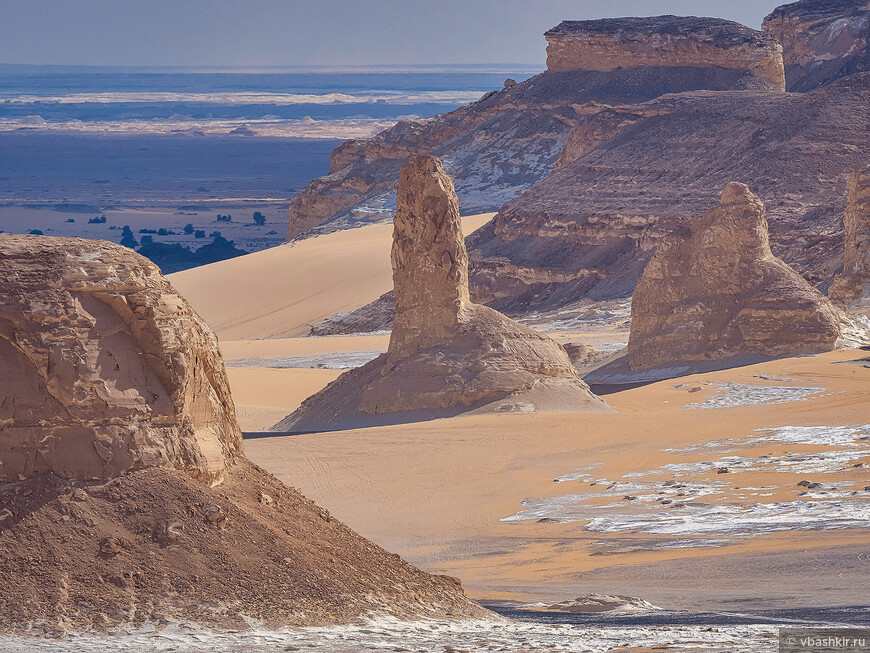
[120,225,138,248]
[140,235,154,245]
[252,211,266,225]
[88,215,107,224]
[183,223,194,235]
[29,229,44,235]
[139,228,157,234]
[194,230,206,239]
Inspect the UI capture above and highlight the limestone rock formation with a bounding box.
[466,72,870,318]
[545,16,785,90]
[0,235,242,485]
[830,167,870,315]
[275,156,607,432]
[0,235,486,631]
[286,17,785,240]
[626,184,860,371]
[763,0,870,91]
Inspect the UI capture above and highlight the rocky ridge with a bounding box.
[625,183,861,372]
[763,0,870,91]
[275,156,607,433]
[286,16,785,240]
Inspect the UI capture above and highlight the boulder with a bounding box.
[626,183,863,372]
[274,156,607,432]
[763,0,870,91]
[0,235,242,485]
[830,167,870,317]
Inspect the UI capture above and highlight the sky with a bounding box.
[0,0,788,68]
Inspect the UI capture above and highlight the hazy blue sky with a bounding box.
[0,0,787,67]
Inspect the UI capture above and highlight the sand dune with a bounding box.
[169,213,493,340]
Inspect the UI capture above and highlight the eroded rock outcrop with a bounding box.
[830,167,870,315]
[0,234,486,631]
[546,16,785,90]
[763,0,870,91]
[275,156,607,432]
[626,184,861,371]
[466,73,870,319]
[286,17,785,240]
[0,235,242,485]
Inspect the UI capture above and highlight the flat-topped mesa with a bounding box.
[830,167,870,313]
[0,235,242,485]
[389,155,470,360]
[626,183,862,372]
[763,0,870,91]
[273,156,607,433]
[545,16,786,90]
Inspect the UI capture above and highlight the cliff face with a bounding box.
[546,16,785,89]
[763,0,870,91]
[627,184,854,371]
[830,167,870,313]
[286,17,785,240]
[0,235,242,486]
[466,73,870,317]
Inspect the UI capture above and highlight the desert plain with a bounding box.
[170,213,870,613]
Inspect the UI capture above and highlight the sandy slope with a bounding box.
[169,213,493,340]
[243,346,870,610]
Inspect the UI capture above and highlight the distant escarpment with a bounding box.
[546,16,785,89]
[0,235,486,631]
[286,16,785,240]
[276,156,607,433]
[763,0,870,91]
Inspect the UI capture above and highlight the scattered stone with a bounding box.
[763,1,870,92]
[623,496,638,501]
[71,488,89,502]
[717,468,730,474]
[98,537,124,556]
[258,491,275,506]
[797,480,813,487]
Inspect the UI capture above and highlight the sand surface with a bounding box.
[169,213,493,340]
[173,215,870,613]
[240,346,870,610]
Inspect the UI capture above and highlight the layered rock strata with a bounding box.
[626,184,860,371]
[763,0,870,91]
[830,167,870,315]
[286,17,785,240]
[546,16,785,89]
[274,156,607,432]
[0,235,486,630]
